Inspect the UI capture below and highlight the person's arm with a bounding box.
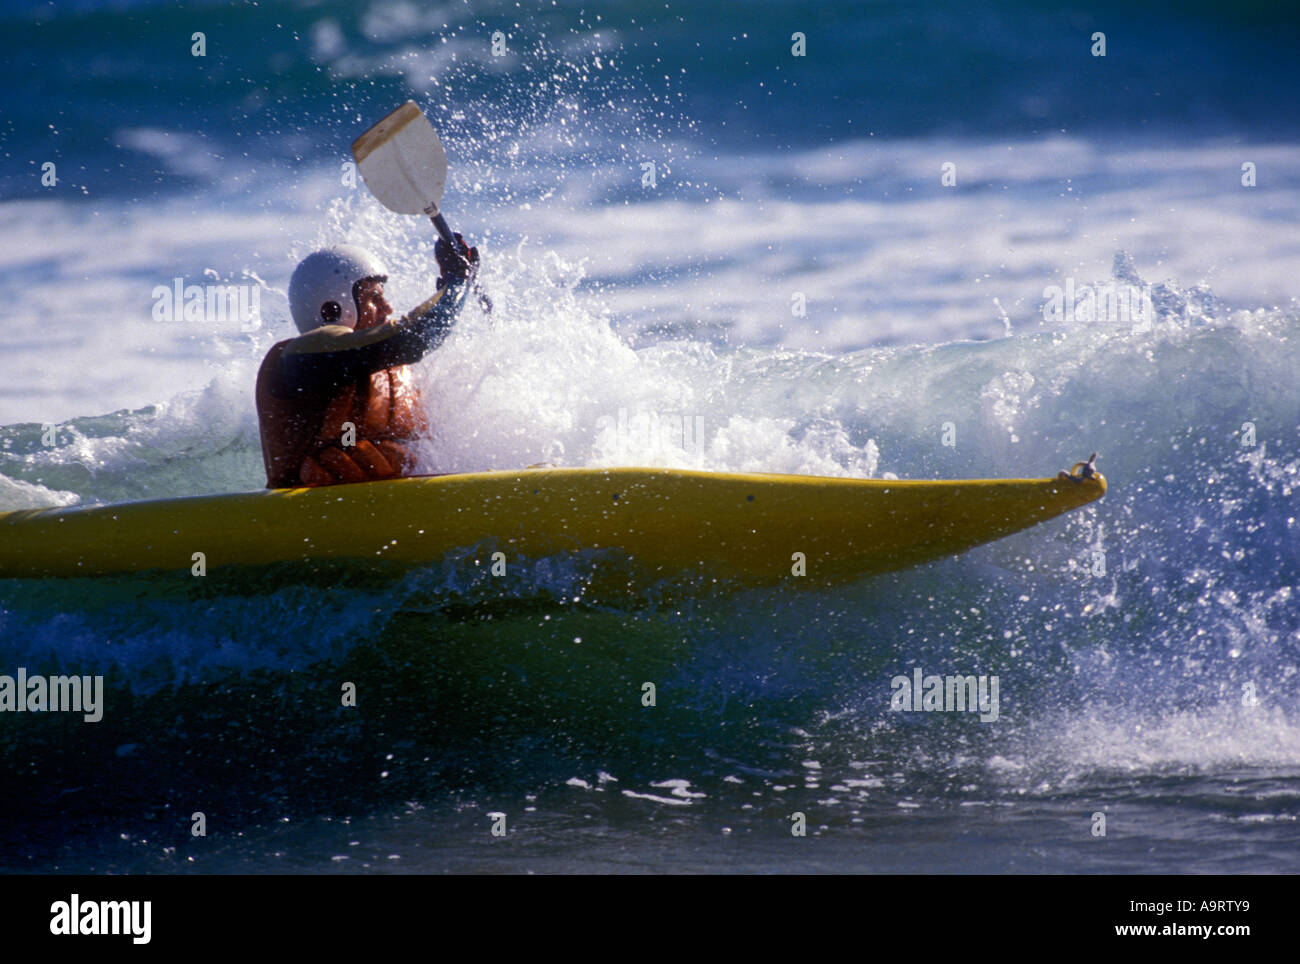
[271,234,479,398]
[274,277,469,396]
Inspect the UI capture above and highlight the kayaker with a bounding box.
[256,236,479,488]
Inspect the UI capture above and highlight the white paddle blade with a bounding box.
[351,101,448,216]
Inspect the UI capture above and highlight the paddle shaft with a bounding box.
[429,212,458,248]
[429,211,493,312]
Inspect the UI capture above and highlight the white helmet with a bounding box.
[289,244,389,332]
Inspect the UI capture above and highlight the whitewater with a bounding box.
[0,0,1297,873]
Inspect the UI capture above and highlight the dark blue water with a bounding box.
[3,0,1298,201]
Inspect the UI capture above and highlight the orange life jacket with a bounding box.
[256,341,428,488]
[298,363,428,486]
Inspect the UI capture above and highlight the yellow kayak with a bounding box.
[0,466,1105,587]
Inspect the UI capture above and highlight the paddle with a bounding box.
[352,101,491,311]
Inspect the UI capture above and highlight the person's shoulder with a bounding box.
[258,337,292,366]
[255,338,296,394]
[281,325,360,355]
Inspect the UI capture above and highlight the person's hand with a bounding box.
[436,233,479,284]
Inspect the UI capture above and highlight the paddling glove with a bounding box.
[436,233,478,286]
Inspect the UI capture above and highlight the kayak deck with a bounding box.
[0,466,1106,587]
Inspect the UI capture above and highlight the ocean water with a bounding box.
[0,0,1298,874]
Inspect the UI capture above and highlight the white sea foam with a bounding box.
[1009,703,1300,779]
[3,135,1295,427]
